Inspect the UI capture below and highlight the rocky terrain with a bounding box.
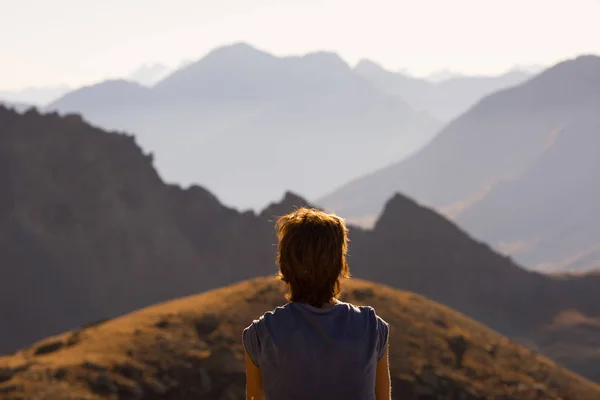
[1,278,599,400]
[1,105,600,383]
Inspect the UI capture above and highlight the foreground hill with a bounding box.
[47,42,440,210]
[355,59,533,121]
[319,55,600,272]
[1,278,599,400]
[1,105,600,383]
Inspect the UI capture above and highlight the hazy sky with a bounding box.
[2,0,599,90]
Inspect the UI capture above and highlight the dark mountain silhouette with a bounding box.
[1,106,600,382]
[320,55,600,272]
[47,42,440,210]
[2,278,600,400]
[354,59,533,121]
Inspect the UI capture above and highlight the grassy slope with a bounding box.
[1,278,599,400]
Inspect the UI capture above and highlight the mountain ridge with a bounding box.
[353,58,534,121]
[2,105,600,382]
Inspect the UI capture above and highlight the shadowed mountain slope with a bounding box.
[1,278,599,400]
[319,55,600,273]
[0,106,271,353]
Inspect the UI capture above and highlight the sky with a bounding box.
[1,0,600,90]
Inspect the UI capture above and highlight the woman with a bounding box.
[243,207,391,400]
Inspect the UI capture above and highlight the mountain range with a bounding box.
[43,43,533,211]
[354,59,534,121]
[46,43,440,210]
[0,64,174,107]
[2,278,599,399]
[424,63,543,84]
[319,54,600,273]
[1,105,600,383]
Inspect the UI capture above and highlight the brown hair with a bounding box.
[275,207,350,307]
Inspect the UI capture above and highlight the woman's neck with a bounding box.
[318,299,340,308]
[293,299,340,308]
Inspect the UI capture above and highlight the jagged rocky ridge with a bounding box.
[0,105,600,383]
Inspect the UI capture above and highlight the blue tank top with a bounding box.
[242,301,389,400]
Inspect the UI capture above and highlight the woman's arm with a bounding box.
[245,350,264,400]
[375,343,391,400]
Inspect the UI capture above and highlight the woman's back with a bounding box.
[243,300,389,399]
[243,207,391,399]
